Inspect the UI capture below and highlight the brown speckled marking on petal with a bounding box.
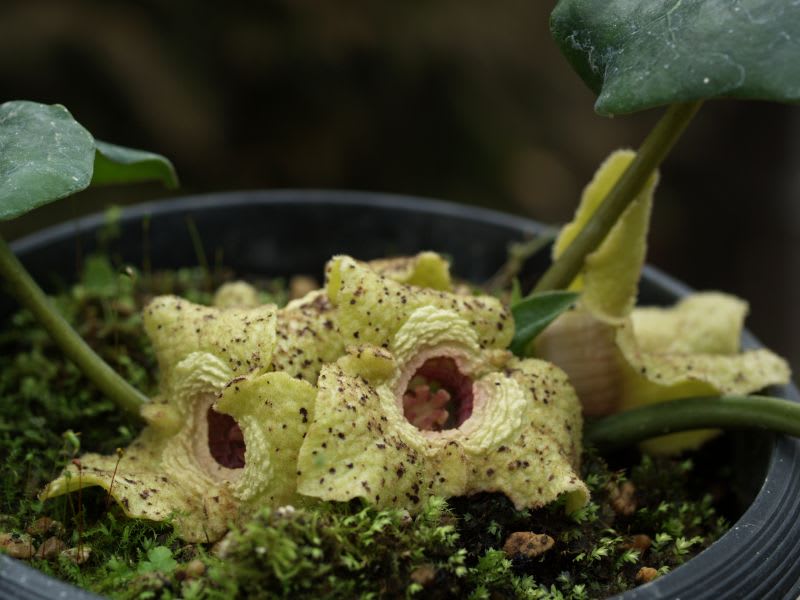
[297,346,587,512]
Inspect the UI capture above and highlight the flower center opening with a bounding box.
[403,357,474,431]
[207,407,246,469]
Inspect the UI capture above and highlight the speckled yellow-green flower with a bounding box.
[271,252,454,383]
[326,255,512,350]
[271,290,344,383]
[535,150,791,452]
[39,254,458,541]
[296,295,588,512]
[364,251,452,291]
[41,296,317,542]
[213,281,261,309]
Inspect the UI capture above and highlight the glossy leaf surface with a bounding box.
[0,101,94,220]
[550,0,800,115]
[0,100,178,221]
[93,140,178,189]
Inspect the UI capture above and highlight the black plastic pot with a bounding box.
[1,191,799,599]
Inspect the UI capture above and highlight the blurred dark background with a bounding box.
[1,0,798,374]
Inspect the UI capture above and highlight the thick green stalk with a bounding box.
[585,395,800,451]
[0,234,147,417]
[534,100,703,293]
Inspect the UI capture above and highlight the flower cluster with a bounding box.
[42,151,792,540]
[43,252,587,541]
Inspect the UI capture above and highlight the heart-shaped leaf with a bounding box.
[0,100,95,221]
[551,0,800,115]
[510,291,579,356]
[0,100,178,221]
[93,140,178,189]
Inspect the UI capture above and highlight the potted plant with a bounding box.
[2,0,800,597]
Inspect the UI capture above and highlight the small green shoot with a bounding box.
[137,546,178,574]
[509,290,578,356]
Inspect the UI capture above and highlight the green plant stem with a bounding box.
[534,100,703,293]
[585,395,800,451]
[0,234,147,417]
[483,230,558,294]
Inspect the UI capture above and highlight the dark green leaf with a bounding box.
[510,291,579,356]
[550,0,800,115]
[0,101,179,222]
[0,100,95,220]
[93,140,178,189]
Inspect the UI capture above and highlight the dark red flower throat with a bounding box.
[207,407,246,469]
[403,357,474,431]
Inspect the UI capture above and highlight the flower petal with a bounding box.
[215,371,317,507]
[213,281,260,309]
[271,253,453,384]
[326,255,512,350]
[143,296,278,388]
[43,355,320,541]
[390,306,481,366]
[296,346,587,511]
[365,251,452,291]
[467,358,588,511]
[297,347,469,507]
[40,427,238,542]
[44,296,281,542]
[272,290,344,383]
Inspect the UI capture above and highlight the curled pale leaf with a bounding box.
[619,293,791,453]
[630,293,746,355]
[538,292,791,452]
[538,152,791,452]
[553,149,657,324]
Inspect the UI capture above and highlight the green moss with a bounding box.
[0,248,731,599]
